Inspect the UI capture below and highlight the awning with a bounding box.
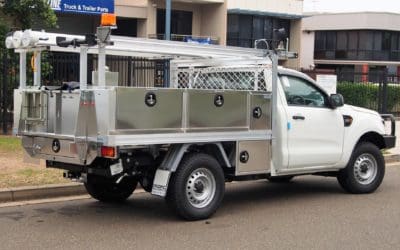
[228,9,304,20]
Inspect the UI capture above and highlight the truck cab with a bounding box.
[274,68,395,175]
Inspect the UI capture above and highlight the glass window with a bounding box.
[382,32,391,50]
[227,14,239,38]
[112,18,137,37]
[391,33,398,51]
[157,9,192,35]
[348,31,358,50]
[373,31,382,50]
[264,18,273,39]
[226,14,291,48]
[315,32,326,50]
[359,31,373,50]
[336,31,347,50]
[326,32,336,50]
[253,16,264,39]
[398,35,400,51]
[281,76,328,108]
[239,15,252,39]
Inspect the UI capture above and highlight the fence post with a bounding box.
[2,51,8,134]
[381,68,388,114]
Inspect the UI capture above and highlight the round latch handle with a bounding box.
[214,94,224,107]
[253,107,262,119]
[240,151,249,163]
[145,92,157,107]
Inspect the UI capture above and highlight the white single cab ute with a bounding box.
[7,25,396,220]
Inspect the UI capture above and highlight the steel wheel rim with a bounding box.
[353,153,378,185]
[186,168,216,209]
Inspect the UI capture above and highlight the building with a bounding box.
[47,0,227,44]
[48,1,305,52]
[300,12,400,80]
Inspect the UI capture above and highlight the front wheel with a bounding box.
[166,153,225,221]
[85,175,138,202]
[337,142,385,194]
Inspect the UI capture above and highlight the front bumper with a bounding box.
[383,135,396,149]
[381,114,396,149]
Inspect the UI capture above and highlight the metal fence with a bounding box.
[0,50,20,134]
[0,49,170,134]
[336,71,400,115]
[91,55,170,87]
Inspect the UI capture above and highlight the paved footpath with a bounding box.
[0,165,399,250]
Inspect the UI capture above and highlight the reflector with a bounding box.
[101,146,116,158]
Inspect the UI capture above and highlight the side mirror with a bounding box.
[329,94,344,109]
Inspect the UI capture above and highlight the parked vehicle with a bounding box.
[7,24,396,220]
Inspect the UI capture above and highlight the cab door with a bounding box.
[280,75,344,169]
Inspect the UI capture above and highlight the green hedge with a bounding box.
[337,82,400,112]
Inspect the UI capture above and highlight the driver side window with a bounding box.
[281,76,328,108]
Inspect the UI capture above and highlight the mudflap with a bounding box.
[151,169,172,197]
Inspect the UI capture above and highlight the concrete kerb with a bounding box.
[385,154,400,164]
[0,183,86,203]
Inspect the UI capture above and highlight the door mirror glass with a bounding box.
[329,94,344,108]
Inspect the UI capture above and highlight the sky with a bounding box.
[303,0,400,14]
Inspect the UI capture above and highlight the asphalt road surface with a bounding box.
[1,165,400,250]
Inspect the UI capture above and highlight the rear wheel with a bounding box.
[166,153,225,221]
[337,142,385,194]
[85,175,138,202]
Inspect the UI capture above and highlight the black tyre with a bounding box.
[337,142,385,194]
[85,175,138,202]
[267,175,294,183]
[166,153,225,221]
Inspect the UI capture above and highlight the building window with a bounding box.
[227,14,291,48]
[112,18,137,37]
[314,30,400,61]
[157,9,193,36]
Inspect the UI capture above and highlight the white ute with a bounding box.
[7,26,396,220]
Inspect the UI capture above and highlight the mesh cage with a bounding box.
[172,65,272,91]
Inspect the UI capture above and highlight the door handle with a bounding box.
[292,115,305,120]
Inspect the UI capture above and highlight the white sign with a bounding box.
[316,74,337,95]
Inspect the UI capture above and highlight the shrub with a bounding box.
[337,82,400,112]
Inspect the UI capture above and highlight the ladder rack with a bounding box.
[6,28,296,90]
[9,30,267,59]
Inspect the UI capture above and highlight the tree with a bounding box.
[0,0,57,85]
[0,0,57,47]
[2,0,57,29]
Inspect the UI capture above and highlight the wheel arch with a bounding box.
[356,132,386,150]
[163,143,232,173]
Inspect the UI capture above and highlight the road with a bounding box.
[0,165,399,250]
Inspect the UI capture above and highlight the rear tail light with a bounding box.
[101,146,116,158]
